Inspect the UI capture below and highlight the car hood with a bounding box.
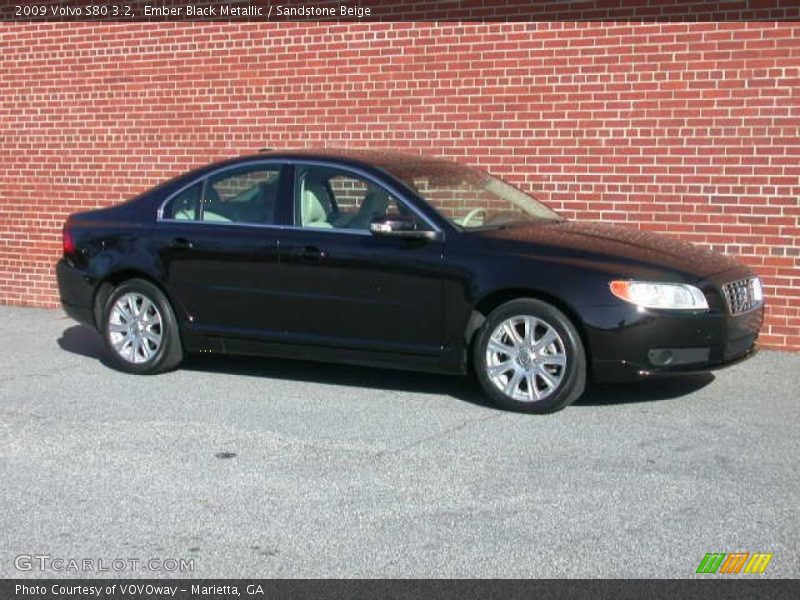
[472,220,743,281]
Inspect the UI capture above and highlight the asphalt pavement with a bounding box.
[0,306,797,578]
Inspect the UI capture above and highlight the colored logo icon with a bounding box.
[696,553,773,574]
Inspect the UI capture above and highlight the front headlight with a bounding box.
[751,277,763,303]
[609,280,709,310]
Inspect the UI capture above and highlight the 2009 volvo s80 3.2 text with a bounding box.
[57,149,764,413]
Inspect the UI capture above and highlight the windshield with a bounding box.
[383,160,561,229]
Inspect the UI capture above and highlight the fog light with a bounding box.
[648,349,674,366]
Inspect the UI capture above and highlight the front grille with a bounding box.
[722,277,761,315]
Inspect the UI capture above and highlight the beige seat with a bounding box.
[301,180,333,228]
[175,207,230,222]
[201,211,231,222]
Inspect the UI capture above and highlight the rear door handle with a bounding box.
[169,237,193,250]
[290,245,327,260]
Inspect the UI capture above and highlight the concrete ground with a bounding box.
[0,306,797,578]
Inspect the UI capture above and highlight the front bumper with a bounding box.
[586,302,764,383]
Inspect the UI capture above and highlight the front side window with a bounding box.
[294,166,425,231]
[201,165,282,224]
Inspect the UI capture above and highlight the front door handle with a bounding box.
[169,237,193,250]
[290,245,327,260]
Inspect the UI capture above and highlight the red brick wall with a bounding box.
[1,19,798,349]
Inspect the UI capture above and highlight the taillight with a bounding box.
[62,226,76,255]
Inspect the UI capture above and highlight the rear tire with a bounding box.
[101,279,183,374]
[473,298,586,413]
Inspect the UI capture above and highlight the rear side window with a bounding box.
[202,166,282,225]
[162,182,202,220]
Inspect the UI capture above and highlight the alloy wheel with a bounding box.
[107,292,163,364]
[484,315,567,402]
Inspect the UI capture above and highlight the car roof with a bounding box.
[159,148,477,207]
[242,147,457,171]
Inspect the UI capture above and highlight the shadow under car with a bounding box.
[57,324,715,410]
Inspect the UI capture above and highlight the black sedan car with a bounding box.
[57,149,764,413]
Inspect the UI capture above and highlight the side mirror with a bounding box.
[369,215,442,241]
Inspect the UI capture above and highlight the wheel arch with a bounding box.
[92,269,184,330]
[467,287,591,367]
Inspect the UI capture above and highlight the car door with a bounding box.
[156,161,291,337]
[273,162,445,355]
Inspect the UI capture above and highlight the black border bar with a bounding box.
[2,0,800,22]
[2,579,800,600]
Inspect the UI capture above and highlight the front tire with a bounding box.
[102,279,183,374]
[473,298,586,413]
